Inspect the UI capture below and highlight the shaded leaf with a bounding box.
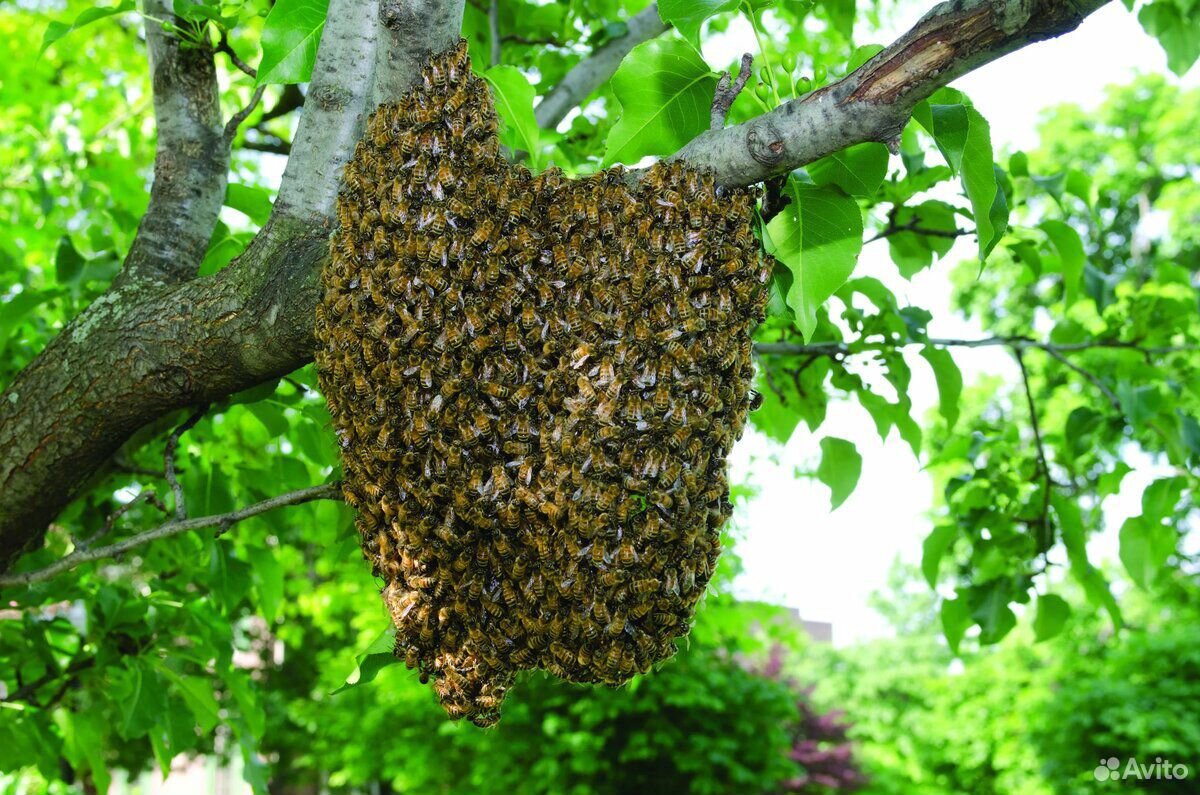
[1032,593,1070,642]
[807,143,890,197]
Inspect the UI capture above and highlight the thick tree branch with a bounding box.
[373,0,467,107]
[0,484,342,589]
[672,0,1111,185]
[276,0,380,223]
[115,0,228,288]
[534,4,669,130]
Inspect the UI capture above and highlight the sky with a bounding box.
[722,2,1198,644]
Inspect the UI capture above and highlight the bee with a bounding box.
[471,217,496,246]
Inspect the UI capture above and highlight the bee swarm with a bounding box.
[315,39,769,726]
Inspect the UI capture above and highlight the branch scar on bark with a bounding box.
[747,120,787,168]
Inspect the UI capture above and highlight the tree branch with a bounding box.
[0,484,343,589]
[1014,348,1053,531]
[534,4,670,130]
[671,0,1112,185]
[275,0,380,223]
[115,0,228,287]
[712,53,754,131]
[164,407,205,519]
[753,336,1200,358]
[373,0,466,107]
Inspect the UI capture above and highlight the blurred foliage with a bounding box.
[794,565,1200,795]
[1,0,1197,793]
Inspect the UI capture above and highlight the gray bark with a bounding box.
[115,0,228,288]
[0,0,1110,573]
[373,0,467,107]
[276,0,379,223]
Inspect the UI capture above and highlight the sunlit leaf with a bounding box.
[257,0,330,86]
[765,181,863,340]
[603,37,716,166]
[816,436,861,510]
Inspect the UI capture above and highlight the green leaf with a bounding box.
[1032,593,1071,642]
[816,436,861,510]
[764,181,864,340]
[0,289,61,358]
[225,671,266,739]
[603,37,717,166]
[806,143,890,196]
[1138,1,1200,76]
[55,235,86,285]
[970,582,1016,645]
[914,102,1007,258]
[921,524,958,588]
[333,626,400,694]
[887,200,959,278]
[164,672,222,733]
[225,184,274,227]
[1041,220,1085,306]
[940,597,972,654]
[1119,515,1177,589]
[250,545,285,623]
[59,711,111,795]
[1052,494,1122,627]
[1140,476,1185,524]
[483,66,542,168]
[257,0,330,86]
[112,660,168,739]
[657,0,738,45]
[40,0,135,54]
[919,346,962,429]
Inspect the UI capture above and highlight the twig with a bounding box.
[164,408,206,520]
[865,219,968,244]
[711,53,754,130]
[217,31,257,78]
[225,85,268,141]
[488,0,501,67]
[0,483,344,589]
[1038,345,1123,413]
[752,336,1200,358]
[242,136,293,156]
[1,658,95,707]
[79,491,169,551]
[1014,348,1053,532]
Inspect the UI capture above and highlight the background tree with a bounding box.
[1,0,1197,792]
